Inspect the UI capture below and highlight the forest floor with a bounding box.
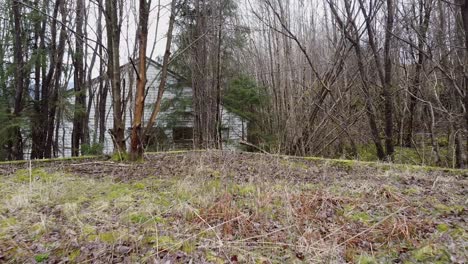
[0,151,466,263]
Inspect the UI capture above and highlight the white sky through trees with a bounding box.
[83,0,172,78]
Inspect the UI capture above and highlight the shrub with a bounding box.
[81,143,104,156]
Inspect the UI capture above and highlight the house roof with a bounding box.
[89,57,186,86]
[121,57,186,81]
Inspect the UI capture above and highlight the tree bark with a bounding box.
[459,0,468,168]
[130,0,151,161]
[45,0,67,158]
[72,0,86,156]
[328,0,386,160]
[358,0,395,160]
[31,0,45,159]
[144,0,177,137]
[9,0,25,160]
[405,1,432,148]
[214,0,223,150]
[104,0,126,153]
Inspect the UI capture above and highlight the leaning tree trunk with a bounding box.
[328,0,386,160]
[144,0,177,137]
[358,0,395,160]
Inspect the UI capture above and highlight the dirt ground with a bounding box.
[0,151,466,263]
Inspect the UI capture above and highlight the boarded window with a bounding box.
[221,128,229,142]
[172,127,193,142]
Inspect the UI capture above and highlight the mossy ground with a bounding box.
[0,151,466,263]
[353,144,456,169]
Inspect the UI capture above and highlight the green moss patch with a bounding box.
[34,253,49,262]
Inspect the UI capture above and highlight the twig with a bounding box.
[432,176,440,190]
[187,204,224,246]
[154,214,247,255]
[228,225,294,243]
[69,161,131,167]
[239,140,269,154]
[336,206,409,248]
[109,130,123,161]
[29,159,32,192]
[129,57,141,80]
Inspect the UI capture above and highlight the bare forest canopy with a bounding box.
[0,0,467,168]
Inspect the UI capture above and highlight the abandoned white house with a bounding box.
[59,58,246,157]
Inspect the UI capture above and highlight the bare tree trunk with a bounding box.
[144,0,177,136]
[31,0,45,159]
[41,0,59,158]
[72,0,86,156]
[130,0,151,161]
[191,0,215,149]
[405,1,432,147]
[45,0,67,158]
[96,5,106,144]
[383,0,395,159]
[459,0,468,168]
[98,83,108,144]
[9,0,25,160]
[214,0,223,149]
[455,131,466,168]
[328,0,386,160]
[105,0,126,153]
[358,0,395,160]
[427,103,441,165]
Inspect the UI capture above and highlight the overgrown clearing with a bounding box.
[0,151,466,263]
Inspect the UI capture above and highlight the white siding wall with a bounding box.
[221,107,246,150]
[60,60,246,156]
[88,62,181,154]
[58,115,74,157]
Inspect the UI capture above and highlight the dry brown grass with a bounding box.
[0,151,466,263]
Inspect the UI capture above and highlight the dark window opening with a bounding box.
[221,128,229,142]
[144,127,170,151]
[173,127,193,143]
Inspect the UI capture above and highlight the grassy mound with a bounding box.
[0,151,466,263]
